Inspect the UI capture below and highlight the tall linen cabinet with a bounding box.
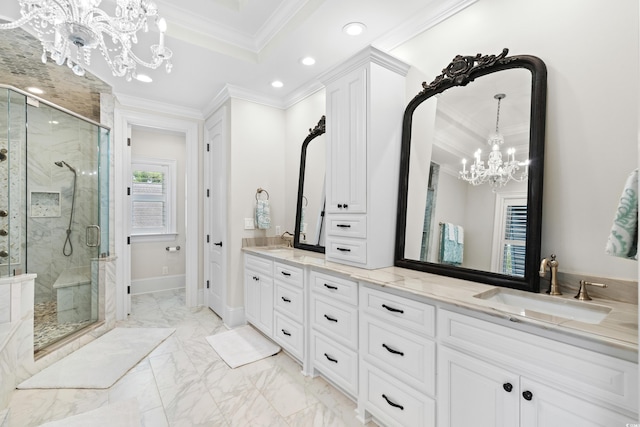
[319,46,409,269]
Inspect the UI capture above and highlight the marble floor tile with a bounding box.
[5,288,372,427]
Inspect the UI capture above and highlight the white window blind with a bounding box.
[502,204,527,276]
[131,158,176,236]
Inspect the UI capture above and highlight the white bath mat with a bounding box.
[18,327,175,389]
[37,399,140,427]
[206,325,280,368]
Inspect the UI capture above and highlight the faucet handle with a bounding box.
[575,280,607,301]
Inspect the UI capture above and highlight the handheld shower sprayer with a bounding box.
[55,160,77,256]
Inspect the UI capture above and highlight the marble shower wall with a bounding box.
[26,103,101,304]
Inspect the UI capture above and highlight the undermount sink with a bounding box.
[473,288,612,324]
[262,247,291,253]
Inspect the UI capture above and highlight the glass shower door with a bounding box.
[26,100,103,351]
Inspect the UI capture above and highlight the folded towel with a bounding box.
[605,169,638,259]
[256,199,271,230]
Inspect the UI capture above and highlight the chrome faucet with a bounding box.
[539,254,561,295]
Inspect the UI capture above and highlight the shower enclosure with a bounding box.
[0,85,109,351]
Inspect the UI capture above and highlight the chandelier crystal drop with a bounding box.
[459,93,529,189]
[0,0,173,81]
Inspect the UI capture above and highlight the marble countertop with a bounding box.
[243,246,638,359]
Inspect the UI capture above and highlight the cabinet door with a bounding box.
[245,270,273,336]
[245,270,260,325]
[258,275,274,336]
[325,66,367,214]
[520,378,634,427]
[438,347,519,427]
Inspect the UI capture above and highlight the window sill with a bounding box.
[131,233,178,243]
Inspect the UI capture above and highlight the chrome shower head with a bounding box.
[55,160,76,174]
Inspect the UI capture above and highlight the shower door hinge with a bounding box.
[206,189,210,197]
[206,235,210,243]
[127,138,131,147]
[206,280,210,289]
[206,143,210,152]
[127,286,131,294]
[127,236,131,245]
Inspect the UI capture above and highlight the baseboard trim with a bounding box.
[131,275,185,295]
[224,306,245,329]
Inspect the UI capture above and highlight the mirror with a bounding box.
[294,116,326,253]
[395,49,547,292]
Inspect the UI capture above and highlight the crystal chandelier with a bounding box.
[0,0,173,80]
[459,93,528,188]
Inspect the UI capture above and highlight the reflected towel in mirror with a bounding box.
[605,169,638,259]
[440,223,464,265]
[256,199,271,230]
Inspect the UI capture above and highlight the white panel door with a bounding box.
[206,109,227,319]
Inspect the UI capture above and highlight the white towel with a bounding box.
[256,199,271,230]
[447,223,456,241]
[456,225,464,244]
[605,169,638,259]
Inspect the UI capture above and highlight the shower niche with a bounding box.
[0,85,110,351]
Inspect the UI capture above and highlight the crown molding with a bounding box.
[203,84,287,119]
[115,93,204,121]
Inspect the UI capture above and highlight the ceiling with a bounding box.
[0,0,476,117]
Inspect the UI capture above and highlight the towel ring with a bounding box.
[302,196,308,207]
[256,187,270,201]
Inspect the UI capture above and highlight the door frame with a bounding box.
[114,108,199,319]
[204,107,227,322]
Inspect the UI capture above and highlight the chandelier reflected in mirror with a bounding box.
[0,0,173,81]
[459,93,529,188]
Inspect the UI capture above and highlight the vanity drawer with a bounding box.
[361,316,435,396]
[274,261,303,288]
[274,281,303,323]
[311,295,358,349]
[311,271,358,305]
[361,285,435,338]
[245,253,273,277]
[362,362,435,427]
[327,215,367,238]
[326,238,366,265]
[311,331,358,396]
[274,312,304,360]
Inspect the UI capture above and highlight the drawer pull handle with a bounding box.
[337,204,343,208]
[336,247,351,252]
[382,394,404,410]
[382,343,404,356]
[281,271,291,277]
[324,353,338,363]
[281,297,291,303]
[336,224,351,228]
[503,383,513,393]
[324,283,338,290]
[382,304,404,314]
[323,314,338,323]
[343,204,348,209]
[522,390,533,401]
[253,276,259,281]
[281,329,291,336]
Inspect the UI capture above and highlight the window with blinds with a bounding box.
[131,158,176,236]
[502,204,527,276]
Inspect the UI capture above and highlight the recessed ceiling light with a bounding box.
[301,57,316,66]
[26,87,44,95]
[135,74,153,83]
[342,22,366,36]
[271,80,284,88]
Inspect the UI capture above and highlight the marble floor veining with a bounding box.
[7,289,375,426]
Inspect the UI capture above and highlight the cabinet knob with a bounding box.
[337,204,343,208]
[503,383,513,392]
[343,204,348,209]
[522,390,533,401]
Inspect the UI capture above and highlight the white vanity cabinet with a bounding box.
[272,261,305,361]
[244,253,274,337]
[437,309,638,427]
[320,47,409,269]
[358,285,437,427]
[309,269,359,397]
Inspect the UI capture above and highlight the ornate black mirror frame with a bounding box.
[294,115,326,253]
[395,49,547,292]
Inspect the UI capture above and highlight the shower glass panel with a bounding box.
[0,85,109,351]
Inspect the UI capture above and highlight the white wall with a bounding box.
[130,126,186,282]
[227,98,286,308]
[392,0,639,281]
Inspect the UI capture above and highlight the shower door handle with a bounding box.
[86,225,101,248]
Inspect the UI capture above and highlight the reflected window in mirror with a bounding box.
[395,49,547,292]
[294,116,326,253]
